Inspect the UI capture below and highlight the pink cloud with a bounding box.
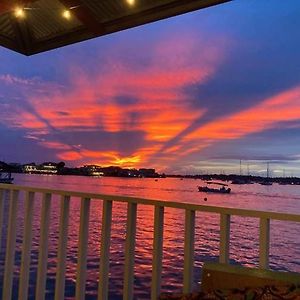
[0,29,228,167]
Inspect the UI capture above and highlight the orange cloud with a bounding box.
[57,151,83,161]
[0,30,227,168]
[163,86,300,160]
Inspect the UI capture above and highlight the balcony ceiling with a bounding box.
[0,0,230,56]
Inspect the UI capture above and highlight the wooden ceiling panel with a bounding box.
[0,0,231,55]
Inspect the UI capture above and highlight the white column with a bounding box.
[183,209,195,294]
[75,197,91,300]
[259,217,270,269]
[18,191,35,300]
[55,195,71,300]
[2,190,19,300]
[35,193,52,300]
[151,206,164,300]
[0,189,4,251]
[219,214,231,264]
[123,202,137,300]
[98,200,113,300]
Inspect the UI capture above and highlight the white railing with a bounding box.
[0,183,300,300]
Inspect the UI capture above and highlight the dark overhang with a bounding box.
[0,0,231,56]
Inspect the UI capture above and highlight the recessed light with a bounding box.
[62,10,71,20]
[127,0,135,6]
[14,7,26,19]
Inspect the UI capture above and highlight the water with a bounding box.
[2,174,300,299]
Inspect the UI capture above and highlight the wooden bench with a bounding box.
[159,263,300,299]
[202,262,300,292]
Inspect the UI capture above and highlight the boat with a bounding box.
[231,160,254,184]
[231,178,254,185]
[198,181,231,194]
[259,181,273,186]
[259,162,273,186]
[0,172,14,184]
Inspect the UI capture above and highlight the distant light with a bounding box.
[126,0,135,6]
[62,9,71,20]
[14,7,25,18]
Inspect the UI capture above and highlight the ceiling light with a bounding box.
[14,7,25,18]
[62,9,71,20]
[126,0,135,6]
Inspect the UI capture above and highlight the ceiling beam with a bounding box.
[58,0,105,35]
[105,0,231,32]
[11,16,34,55]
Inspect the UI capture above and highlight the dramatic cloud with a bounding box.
[0,27,226,167]
[1,0,300,174]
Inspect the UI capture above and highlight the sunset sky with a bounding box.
[1,0,300,175]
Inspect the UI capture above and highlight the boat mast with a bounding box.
[240,160,242,176]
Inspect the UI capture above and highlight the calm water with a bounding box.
[1,174,300,299]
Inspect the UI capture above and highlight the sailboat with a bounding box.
[231,160,253,184]
[259,162,272,186]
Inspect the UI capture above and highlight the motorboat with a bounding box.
[0,172,14,184]
[198,181,231,194]
[231,178,254,184]
[259,181,273,186]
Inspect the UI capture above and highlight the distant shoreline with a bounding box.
[10,172,300,185]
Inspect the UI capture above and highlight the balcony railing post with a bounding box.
[183,209,195,294]
[36,193,52,300]
[55,195,71,300]
[75,197,91,300]
[98,200,113,300]
[259,217,270,269]
[18,191,35,300]
[123,202,137,300]
[2,189,19,300]
[151,206,164,300]
[219,214,231,264]
[0,189,4,251]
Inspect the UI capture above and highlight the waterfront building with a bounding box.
[82,165,104,176]
[23,163,38,174]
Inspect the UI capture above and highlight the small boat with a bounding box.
[198,181,231,194]
[0,172,14,184]
[231,178,254,185]
[259,181,272,186]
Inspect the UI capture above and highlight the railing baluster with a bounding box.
[2,190,19,300]
[98,200,113,300]
[75,197,91,300]
[183,209,195,294]
[0,189,4,251]
[259,217,270,269]
[18,191,35,300]
[123,202,137,300]
[219,214,231,264]
[151,206,164,300]
[35,193,52,300]
[55,195,71,300]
